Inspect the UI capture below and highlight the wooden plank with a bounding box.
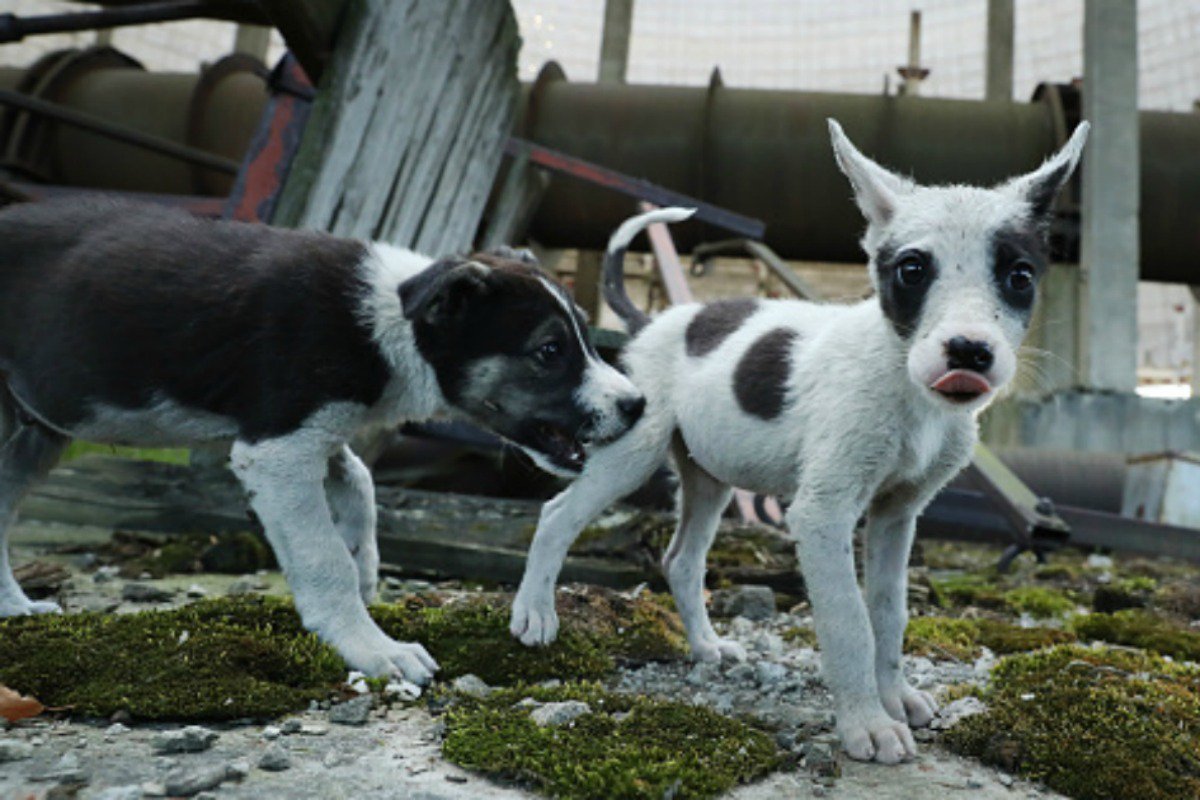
[272,0,520,257]
[18,457,804,592]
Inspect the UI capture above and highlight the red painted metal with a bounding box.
[222,54,312,222]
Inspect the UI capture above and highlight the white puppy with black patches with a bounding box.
[511,119,1089,763]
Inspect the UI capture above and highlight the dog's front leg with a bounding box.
[864,504,937,728]
[231,437,437,684]
[325,445,379,606]
[789,493,916,765]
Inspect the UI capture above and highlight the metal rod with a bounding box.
[0,1,227,44]
[506,137,765,240]
[0,89,239,175]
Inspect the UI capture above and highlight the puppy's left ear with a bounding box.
[483,245,539,266]
[1004,121,1090,220]
[399,258,491,321]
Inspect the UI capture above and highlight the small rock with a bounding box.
[163,764,230,797]
[121,582,173,603]
[529,701,591,727]
[279,719,302,734]
[258,742,291,772]
[93,566,120,584]
[999,773,1015,787]
[329,694,373,725]
[967,778,986,789]
[0,738,34,762]
[686,661,719,686]
[445,774,468,784]
[298,723,328,736]
[803,742,840,778]
[90,787,143,800]
[754,660,788,687]
[261,725,281,740]
[103,723,130,737]
[185,584,209,599]
[226,579,258,596]
[726,662,757,683]
[931,696,988,731]
[32,752,89,784]
[451,674,492,699]
[1086,553,1114,570]
[226,759,251,780]
[152,725,218,754]
[712,585,776,621]
[513,697,541,710]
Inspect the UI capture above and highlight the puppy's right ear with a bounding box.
[399,258,491,321]
[827,118,915,227]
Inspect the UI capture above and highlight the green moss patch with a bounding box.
[375,588,686,686]
[0,597,343,720]
[1072,610,1200,662]
[64,441,190,465]
[931,573,1008,611]
[944,646,1200,800]
[905,616,1075,661]
[0,589,686,720]
[442,683,782,800]
[1002,586,1077,619]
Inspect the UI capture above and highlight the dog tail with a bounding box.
[601,206,696,334]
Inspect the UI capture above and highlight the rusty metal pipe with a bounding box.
[518,71,1200,285]
[0,88,238,174]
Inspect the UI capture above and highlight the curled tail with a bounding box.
[601,206,696,334]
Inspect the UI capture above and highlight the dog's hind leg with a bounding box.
[511,420,673,647]
[231,434,437,684]
[663,435,744,663]
[0,415,69,617]
[865,499,938,729]
[325,445,379,606]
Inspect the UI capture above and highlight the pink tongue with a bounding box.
[931,370,991,396]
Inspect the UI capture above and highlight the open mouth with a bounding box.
[530,421,587,471]
[930,370,992,404]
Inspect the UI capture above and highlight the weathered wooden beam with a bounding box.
[257,0,348,84]
[19,457,804,593]
[272,0,521,258]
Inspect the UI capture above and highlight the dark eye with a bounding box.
[895,255,928,288]
[1007,263,1035,293]
[534,341,562,364]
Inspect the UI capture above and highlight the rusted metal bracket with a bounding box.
[692,238,821,301]
[963,444,1072,569]
[505,137,765,240]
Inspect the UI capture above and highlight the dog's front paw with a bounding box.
[342,636,439,686]
[691,637,747,664]
[881,683,938,728]
[0,597,62,617]
[509,592,559,646]
[837,711,917,765]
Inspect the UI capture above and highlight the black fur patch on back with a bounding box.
[873,244,937,340]
[0,198,388,442]
[685,298,759,357]
[733,327,798,420]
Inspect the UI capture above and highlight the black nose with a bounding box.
[946,336,994,373]
[617,395,646,425]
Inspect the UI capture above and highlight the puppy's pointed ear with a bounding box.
[399,258,491,321]
[828,118,914,226]
[1004,121,1090,220]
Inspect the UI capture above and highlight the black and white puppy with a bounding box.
[0,198,644,685]
[511,120,1089,762]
